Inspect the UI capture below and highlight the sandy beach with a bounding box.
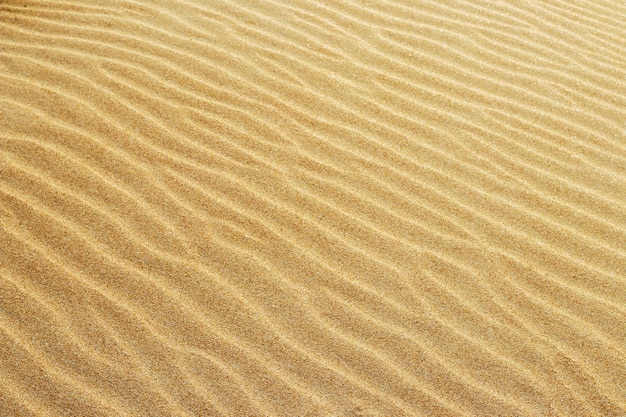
[1,0,625,415]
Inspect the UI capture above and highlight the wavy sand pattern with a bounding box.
[1,0,625,415]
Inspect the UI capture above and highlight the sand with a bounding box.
[1,0,625,415]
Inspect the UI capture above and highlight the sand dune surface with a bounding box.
[1,0,626,416]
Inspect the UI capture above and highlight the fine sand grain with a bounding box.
[1,0,625,416]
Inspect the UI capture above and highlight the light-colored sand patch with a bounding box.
[1,0,625,415]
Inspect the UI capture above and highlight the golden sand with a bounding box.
[1,0,625,415]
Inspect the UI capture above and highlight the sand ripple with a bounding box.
[1,0,625,415]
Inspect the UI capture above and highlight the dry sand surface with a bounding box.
[1,0,626,415]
